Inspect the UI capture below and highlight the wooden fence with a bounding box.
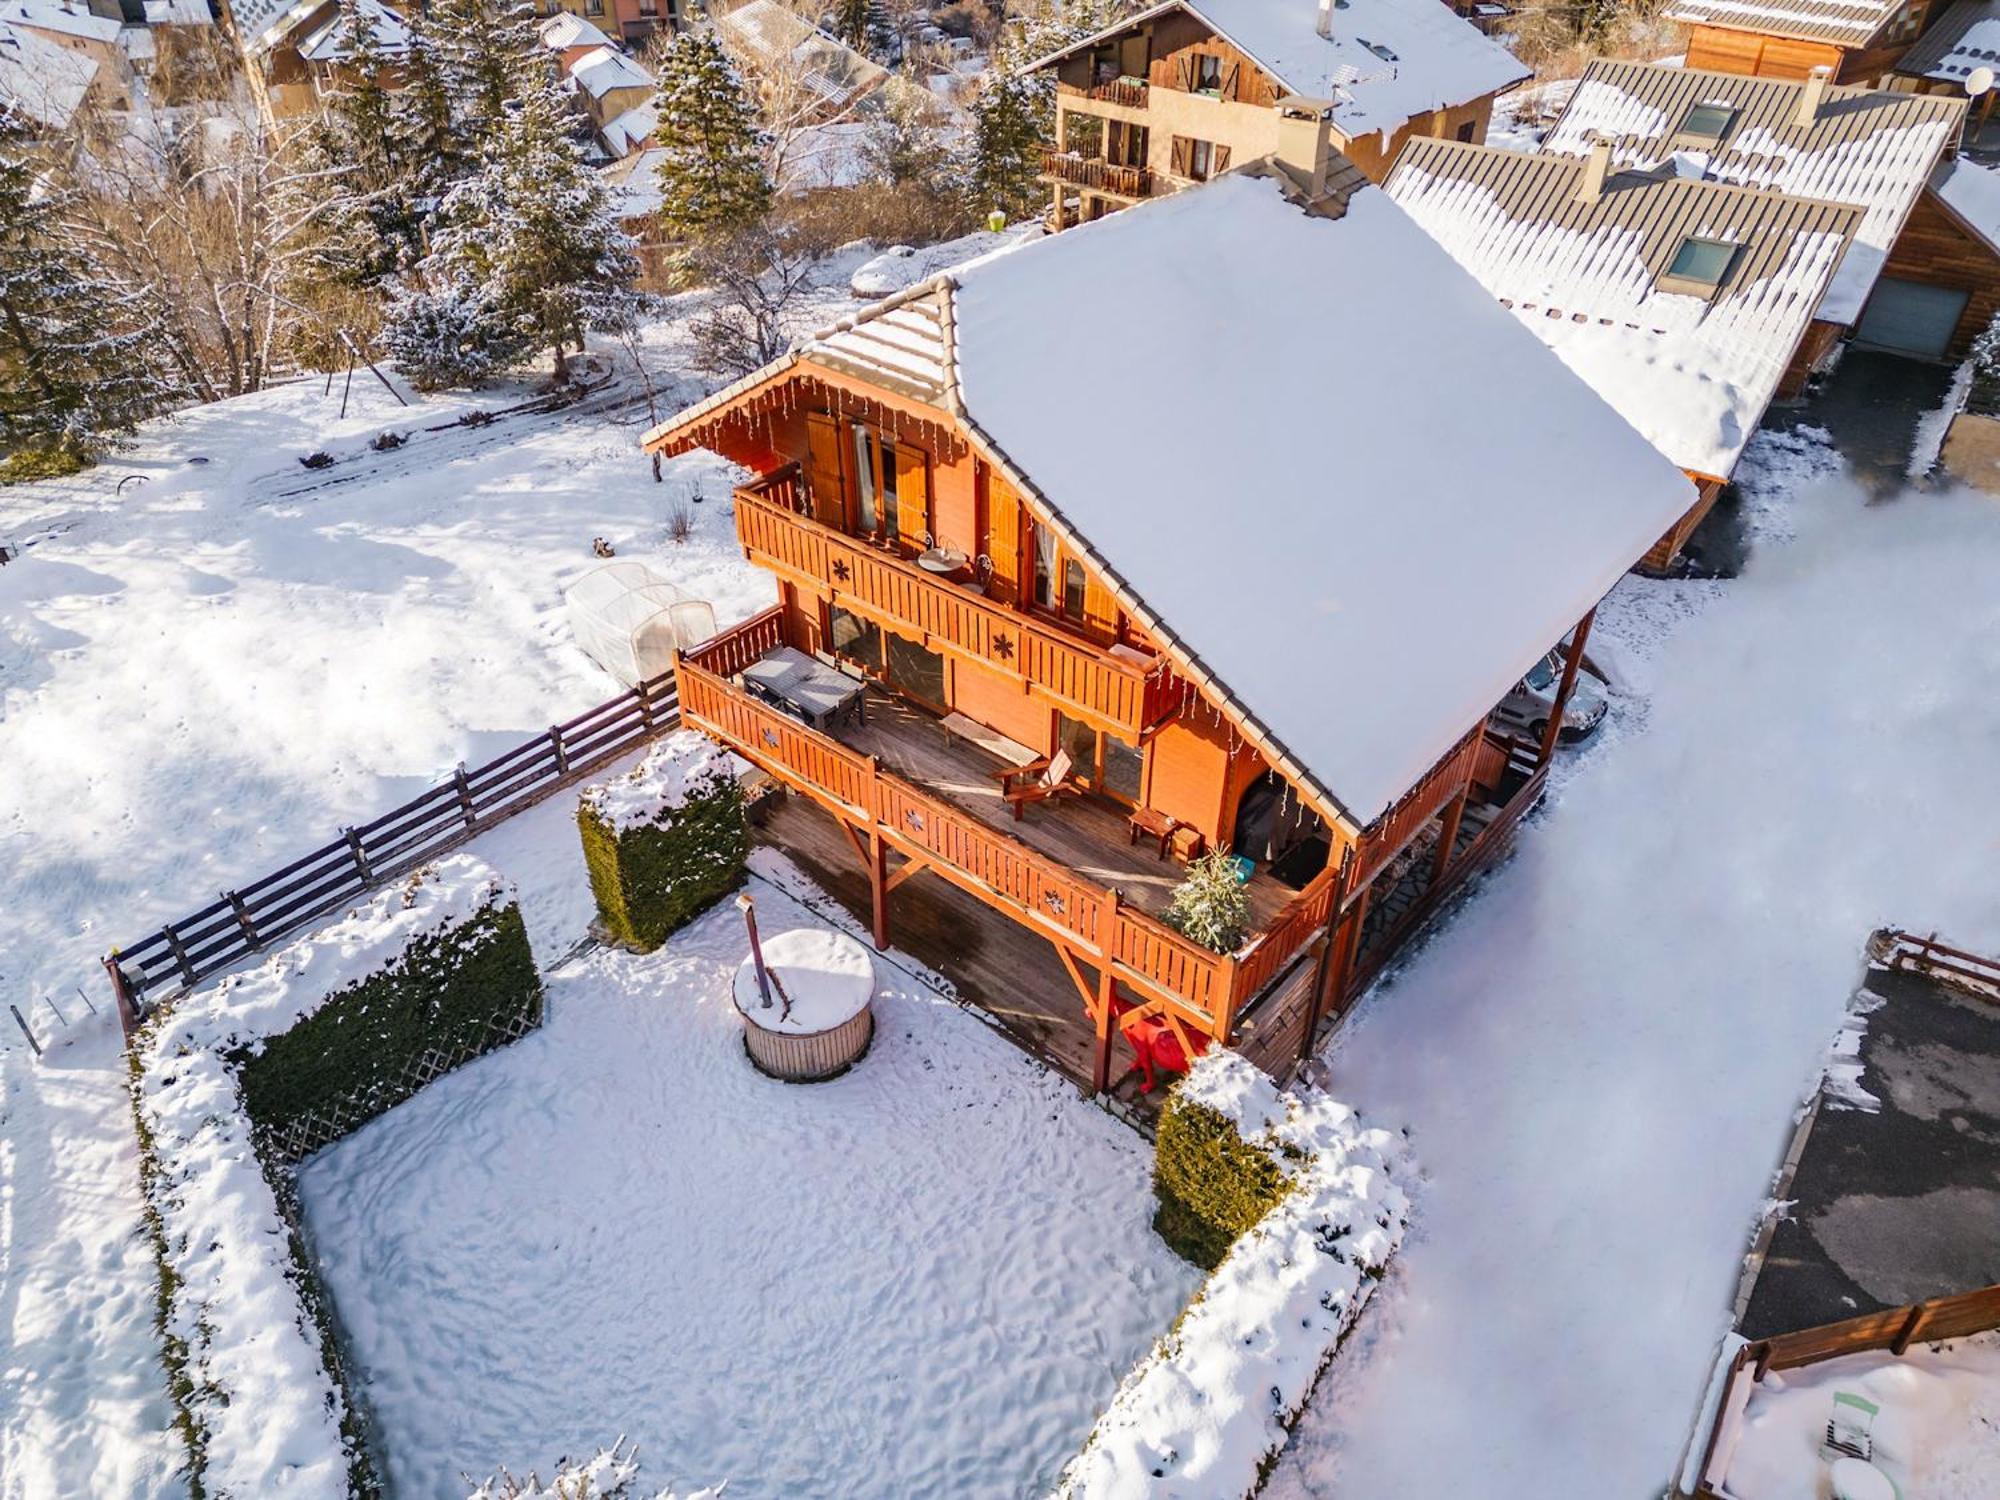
[1878,928,2000,999]
[105,672,682,1027]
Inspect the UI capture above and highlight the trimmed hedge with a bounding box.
[579,775,747,952]
[235,901,542,1146]
[1152,1091,1295,1270]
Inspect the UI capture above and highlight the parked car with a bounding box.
[1490,650,1607,743]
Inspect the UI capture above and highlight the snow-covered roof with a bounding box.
[0,0,120,43]
[297,0,409,63]
[231,0,321,52]
[1929,154,2000,255]
[715,0,887,110]
[649,165,1697,825]
[571,42,651,99]
[599,144,665,219]
[0,20,98,128]
[1023,0,1527,143]
[780,118,877,191]
[1895,0,2000,81]
[1386,138,1862,480]
[538,10,611,51]
[143,0,212,21]
[1664,0,1901,47]
[1542,60,1963,323]
[601,100,655,155]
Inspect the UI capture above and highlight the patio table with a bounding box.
[742,647,866,732]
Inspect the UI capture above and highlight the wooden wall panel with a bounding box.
[929,448,979,557]
[1144,711,1234,845]
[1880,187,2000,358]
[1685,24,1847,80]
[949,658,1054,753]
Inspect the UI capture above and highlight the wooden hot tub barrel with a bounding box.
[740,1003,874,1081]
[732,927,876,1082]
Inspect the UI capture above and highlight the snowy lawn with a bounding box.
[1268,447,2000,1497]
[294,857,1198,1500]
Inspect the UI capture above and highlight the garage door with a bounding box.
[1853,279,1970,360]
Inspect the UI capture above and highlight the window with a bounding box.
[1674,102,1736,147]
[848,423,912,543]
[584,0,604,15]
[1056,714,1145,806]
[1659,235,1738,296]
[639,0,657,14]
[885,634,946,707]
[1188,138,1214,181]
[831,607,883,674]
[1062,558,1087,620]
[1455,119,1477,143]
[1032,525,1057,609]
[1100,734,1143,803]
[1194,53,1222,94]
[853,424,878,534]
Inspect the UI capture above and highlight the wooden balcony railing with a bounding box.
[1064,76,1149,108]
[1040,151,1152,198]
[734,476,1183,741]
[1352,724,1486,888]
[673,626,1330,1037]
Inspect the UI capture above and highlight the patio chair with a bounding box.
[1822,1390,1880,1462]
[992,749,1082,820]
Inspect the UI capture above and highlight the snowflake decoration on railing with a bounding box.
[904,808,925,833]
[761,728,780,748]
[832,559,851,583]
[1044,891,1066,917]
[993,634,1015,661]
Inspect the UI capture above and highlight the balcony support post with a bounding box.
[1092,967,1117,1097]
[1538,608,1595,767]
[868,828,890,952]
[1431,784,1471,889]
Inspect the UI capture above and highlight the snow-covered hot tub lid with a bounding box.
[732,928,874,1036]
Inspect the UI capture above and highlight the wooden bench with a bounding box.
[939,711,1040,768]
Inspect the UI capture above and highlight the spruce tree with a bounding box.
[0,106,174,472]
[431,0,545,145]
[650,29,773,243]
[967,72,1043,222]
[399,72,641,383]
[389,11,468,218]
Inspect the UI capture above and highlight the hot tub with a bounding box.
[732,927,875,1081]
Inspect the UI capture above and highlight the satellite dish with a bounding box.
[1967,65,1995,97]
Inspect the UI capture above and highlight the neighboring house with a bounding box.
[0,18,101,130]
[1386,139,1862,568]
[1681,931,2000,1500]
[1021,0,1528,229]
[537,0,670,48]
[0,0,129,109]
[538,8,613,68]
[569,41,652,147]
[639,142,1695,1097]
[233,0,408,116]
[1666,0,1941,83]
[1891,0,2000,141]
[715,0,888,120]
[1541,61,1995,361]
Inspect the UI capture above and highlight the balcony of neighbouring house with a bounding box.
[1058,76,1150,110]
[733,467,1186,743]
[675,607,1350,1075]
[1039,150,1152,200]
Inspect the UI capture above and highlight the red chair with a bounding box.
[1119,1011,1209,1093]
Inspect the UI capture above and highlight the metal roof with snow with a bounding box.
[571,43,652,98]
[1541,59,1963,323]
[1022,0,1527,142]
[646,164,1697,825]
[296,0,408,64]
[0,20,98,128]
[1894,0,2000,81]
[715,0,886,110]
[0,0,119,43]
[1386,137,1862,479]
[1664,0,1903,47]
[538,11,612,51]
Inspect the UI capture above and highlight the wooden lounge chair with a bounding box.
[992,749,1082,820]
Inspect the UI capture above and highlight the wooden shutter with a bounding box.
[893,443,930,540]
[1212,143,1231,173]
[803,410,847,528]
[984,472,1021,603]
[1220,61,1239,102]
[1174,52,1194,90]
[1082,572,1119,642]
[1170,135,1191,177]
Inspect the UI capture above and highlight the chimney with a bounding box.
[1796,65,1832,127]
[1573,136,1611,205]
[1316,0,1334,40]
[1276,104,1332,196]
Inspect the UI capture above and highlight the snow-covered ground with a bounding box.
[296,853,1197,1500]
[0,253,903,1498]
[1722,1332,2000,1499]
[1268,444,2000,1497]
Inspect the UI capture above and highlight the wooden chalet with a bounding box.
[1667,0,1945,83]
[1541,61,1994,363]
[643,156,1696,1096]
[1019,0,1527,228]
[1893,0,2000,136]
[1386,138,1864,568]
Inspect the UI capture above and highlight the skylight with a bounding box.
[1675,102,1736,146]
[1660,235,1739,296]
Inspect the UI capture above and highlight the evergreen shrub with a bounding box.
[1152,1090,1294,1270]
[578,750,747,951]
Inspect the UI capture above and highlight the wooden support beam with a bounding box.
[1092,968,1116,1096]
[1053,941,1100,1021]
[1328,883,1373,1016]
[882,849,934,896]
[868,830,889,951]
[1432,785,1471,888]
[1538,608,1596,767]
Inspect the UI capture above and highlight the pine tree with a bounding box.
[0,106,176,473]
[431,0,546,145]
[1160,851,1252,955]
[389,11,469,219]
[650,29,773,244]
[397,74,641,384]
[967,71,1042,222]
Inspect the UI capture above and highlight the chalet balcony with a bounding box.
[1040,150,1153,200]
[1059,76,1150,109]
[734,468,1185,743]
[676,608,1344,1079]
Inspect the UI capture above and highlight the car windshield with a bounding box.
[1524,653,1559,691]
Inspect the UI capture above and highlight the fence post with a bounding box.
[103,954,139,1042]
[637,680,657,734]
[227,890,259,948]
[344,827,373,883]
[549,724,570,775]
[163,923,196,987]
[453,763,477,828]
[10,1004,41,1058]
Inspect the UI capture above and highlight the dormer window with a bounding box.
[1659,235,1739,297]
[1195,53,1223,94]
[1674,103,1736,148]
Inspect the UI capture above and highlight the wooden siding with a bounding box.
[1639,476,1729,573]
[1879,185,2000,358]
[734,475,1184,741]
[1351,724,1484,887]
[1684,23,1851,80]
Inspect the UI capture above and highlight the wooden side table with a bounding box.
[1127,806,1176,859]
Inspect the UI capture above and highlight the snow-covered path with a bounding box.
[1270,467,2000,1497]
